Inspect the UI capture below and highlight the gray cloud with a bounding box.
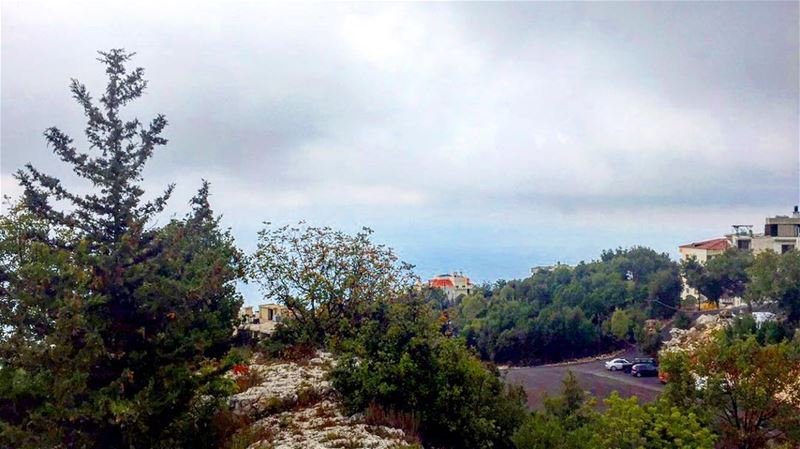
[2,1,798,296]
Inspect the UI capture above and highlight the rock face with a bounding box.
[252,400,409,449]
[229,352,334,417]
[228,351,416,449]
[662,311,781,355]
[661,314,733,354]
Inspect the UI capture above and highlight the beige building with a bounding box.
[678,238,730,264]
[239,303,290,335]
[678,207,800,308]
[428,272,474,302]
[678,238,732,306]
[728,208,800,255]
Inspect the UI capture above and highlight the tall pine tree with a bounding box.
[0,49,243,448]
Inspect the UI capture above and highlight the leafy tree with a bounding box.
[609,308,634,341]
[0,50,243,448]
[452,247,679,365]
[589,393,715,449]
[513,375,714,449]
[646,268,682,318]
[250,223,415,345]
[682,249,753,308]
[512,373,595,449]
[660,332,800,448]
[540,371,596,430]
[747,249,800,321]
[332,293,527,449]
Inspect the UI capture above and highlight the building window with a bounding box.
[781,244,794,254]
[737,240,751,250]
[766,224,779,237]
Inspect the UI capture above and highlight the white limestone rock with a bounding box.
[228,351,416,449]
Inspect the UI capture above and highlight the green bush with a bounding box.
[513,375,715,449]
[674,311,692,330]
[332,294,527,449]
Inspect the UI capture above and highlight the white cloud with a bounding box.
[2,1,797,283]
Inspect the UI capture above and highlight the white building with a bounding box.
[427,272,474,302]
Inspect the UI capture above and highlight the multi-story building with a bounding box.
[678,206,800,308]
[427,272,474,302]
[728,207,800,254]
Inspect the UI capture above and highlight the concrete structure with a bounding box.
[678,238,734,306]
[678,238,730,264]
[427,272,474,302]
[678,206,800,308]
[239,303,290,335]
[531,262,572,276]
[728,207,800,255]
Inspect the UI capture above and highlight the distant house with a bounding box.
[239,303,290,335]
[678,206,800,308]
[678,238,733,307]
[679,238,731,263]
[427,272,474,302]
[531,262,572,275]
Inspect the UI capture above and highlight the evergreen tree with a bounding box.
[0,50,243,448]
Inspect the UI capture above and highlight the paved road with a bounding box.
[503,348,663,410]
[502,307,764,410]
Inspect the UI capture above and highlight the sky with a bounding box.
[2,1,799,304]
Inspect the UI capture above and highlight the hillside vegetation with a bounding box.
[447,247,681,365]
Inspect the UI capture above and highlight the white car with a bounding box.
[604,358,631,371]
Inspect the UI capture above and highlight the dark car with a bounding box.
[633,357,657,366]
[631,363,658,377]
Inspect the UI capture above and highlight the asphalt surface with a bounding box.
[503,348,663,410]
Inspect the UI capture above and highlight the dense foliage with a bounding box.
[681,248,753,308]
[512,373,716,449]
[746,249,800,321]
[449,247,681,364]
[0,51,243,448]
[660,323,800,448]
[682,247,800,322]
[331,293,528,449]
[250,223,415,346]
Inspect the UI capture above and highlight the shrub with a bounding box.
[332,293,527,449]
[674,311,692,330]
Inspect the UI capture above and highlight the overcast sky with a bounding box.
[2,1,799,303]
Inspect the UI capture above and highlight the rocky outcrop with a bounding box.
[661,314,733,354]
[228,351,417,449]
[662,311,780,354]
[229,352,334,417]
[251,399,410,449]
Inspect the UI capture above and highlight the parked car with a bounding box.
[633,357,657,366]
[605,358,632,371]
[631,363,658,377]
